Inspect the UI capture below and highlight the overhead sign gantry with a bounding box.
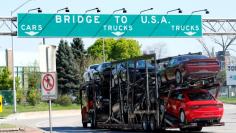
[17,14,202,37]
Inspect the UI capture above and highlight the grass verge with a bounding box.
[0,123,16,128]
[218,97,236,104]
[0,102,80,117]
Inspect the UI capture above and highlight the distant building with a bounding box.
[38,45,57,72]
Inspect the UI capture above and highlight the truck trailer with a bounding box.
[80,54,224,132]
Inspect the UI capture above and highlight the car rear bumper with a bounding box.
[180,121,224,128]
[184,71,218,81]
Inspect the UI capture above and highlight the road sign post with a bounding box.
[17,14,202,38]
[41,47,57,133]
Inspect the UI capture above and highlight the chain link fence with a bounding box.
[0,90,13,105]
[219,85,236,98]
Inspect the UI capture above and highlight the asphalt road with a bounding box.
[3,104,236,133]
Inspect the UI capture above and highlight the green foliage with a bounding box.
[56,39,79,95]
[111,38,141,60]
[87,38,115,60]
[216,70,226,84]
[56,95,72,106]
[0,68,13,90]
[26,88,41,106]
[88,38,141,61]
[16,89,24,104]
[16,76,24,104]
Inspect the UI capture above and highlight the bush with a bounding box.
[56,95,72,106]
[26,88,41,106]
[74,91,81,104]
[16,89,24,104]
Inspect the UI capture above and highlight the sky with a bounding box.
[1,0,236,66]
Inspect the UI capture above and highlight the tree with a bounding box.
[88,38,141,61]
[56,39,79,94]
[111,38,141,60]
[71,38,85,59]
[87,38,115,61]
[71,38,87,84]
[0,68,13,90]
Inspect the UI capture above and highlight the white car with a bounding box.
[83,64,99,82]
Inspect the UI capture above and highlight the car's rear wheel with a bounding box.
[179,110,186,124]
[175,70,183,84]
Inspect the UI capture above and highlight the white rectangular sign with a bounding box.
[41,72,58,100]
[226,65,236,85]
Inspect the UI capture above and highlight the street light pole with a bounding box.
[166,8,182,14]
[191,9,209,14]
[10,0,34,113]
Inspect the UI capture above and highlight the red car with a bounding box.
[157,54,220,87]
[162,89,224,131]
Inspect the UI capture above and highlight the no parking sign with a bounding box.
[41,72,58,100]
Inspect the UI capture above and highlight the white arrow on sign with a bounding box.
[111,31,125,37]
[25,31,39,36]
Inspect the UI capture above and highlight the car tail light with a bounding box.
[189,105,201,109]
[216,104,223,108]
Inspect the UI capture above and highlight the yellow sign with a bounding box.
[0,96,2,112]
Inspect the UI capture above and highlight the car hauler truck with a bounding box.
[80,54,224,132]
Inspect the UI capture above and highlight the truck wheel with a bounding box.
[180,127,202,132]
[91,112,97,128]
[190,127,202,132]
[175,70,183,84]
[82,122,87,128]
[142,115,149,131]
[149,115,156,131]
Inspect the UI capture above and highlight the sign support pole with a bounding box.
[46,46,52,133]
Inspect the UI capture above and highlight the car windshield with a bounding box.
[188,91,214,101]
[127,60,154,68]
[90,64,99,70]
[182,55,208,62]
[102,63,111,68]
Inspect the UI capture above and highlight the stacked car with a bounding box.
[156,53,220,88]
[80,53,224,132]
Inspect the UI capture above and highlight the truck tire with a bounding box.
[82,122,87,128]
[142,115,149,131]
[180,127,202,132]
[149,115,156,131]
[91,112,97,128]
[190,127,202,132]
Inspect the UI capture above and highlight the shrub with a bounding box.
[26,88,41,106]
[16,89,24,104]
[56,95,72,106]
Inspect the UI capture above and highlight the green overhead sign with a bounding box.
[17,13,202,37]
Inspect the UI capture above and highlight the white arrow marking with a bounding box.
[184,31,196,36]
[111,31,125,37]
[25,31,39,36]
